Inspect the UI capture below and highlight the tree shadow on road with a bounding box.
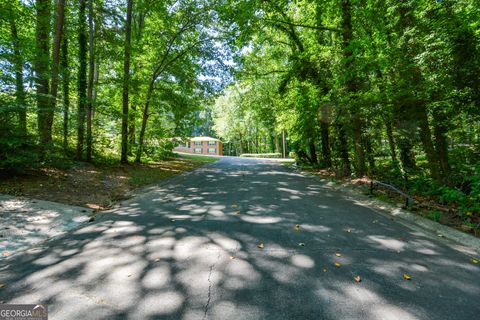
[1,158,479,319]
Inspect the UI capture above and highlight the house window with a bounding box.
[208,141,216,146]
[208,148,216,154]
[194,141,202,146]
[194,148,202,153]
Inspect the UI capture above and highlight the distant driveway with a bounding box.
[1,157,479,319]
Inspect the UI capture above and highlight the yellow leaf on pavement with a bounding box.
[257,243,264,249]
[354,276,362,283]
[472,259,479,264]
[0,283,5,288]
[403,273,412,280]
[335,262,341,267]
[335,252,342,257]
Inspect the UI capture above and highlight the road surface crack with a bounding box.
[203,252,220,320]
[203,264,214,320]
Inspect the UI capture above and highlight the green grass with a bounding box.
[175,153,220,163]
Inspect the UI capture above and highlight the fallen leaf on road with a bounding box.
[403,273,412,280]
[257,243,264,249]
[294,224,300,231]
[298,242,305,247]
[335,252,342,257]
[0,283,5,288]
[354,276,362,283]
[472,259,479,264]
[335,262,341,267]
[229,256,236,260]
[154,258,160,262]
[232,204,238,208]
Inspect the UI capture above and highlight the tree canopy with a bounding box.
[1,0,479,216]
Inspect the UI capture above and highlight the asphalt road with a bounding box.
[1,157,479,319]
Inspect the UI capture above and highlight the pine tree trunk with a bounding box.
[34,0,51,146]
[76,0,87,160]
[121,0,133,164]
[86,0,95,162]
[10,19,27,136]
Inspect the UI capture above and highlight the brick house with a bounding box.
[173,137,223,156]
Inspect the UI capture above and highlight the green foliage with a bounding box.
[240,153,282,158]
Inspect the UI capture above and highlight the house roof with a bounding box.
[190,136,221,142]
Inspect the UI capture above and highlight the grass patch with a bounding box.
[0,156,215,210]
[174,153,220,163]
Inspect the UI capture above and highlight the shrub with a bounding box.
[240,153,282,158]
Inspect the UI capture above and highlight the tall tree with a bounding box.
[61,19,70,152]
[86,0,95,161]
[121,0,133,164]
[47,0,66,144]
[34,0,51,146]
[9,17,26,136]
[76,0,87,160]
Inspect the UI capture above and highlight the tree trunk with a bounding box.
[135,83,153,163]
[351,114,367,176]
[86,0,95,162]
[364,137,375,176]
[47,0,66,144]
[432,109,451,178]
[121,0,133,164]
[320,122,332,167]
[128,105,136,150]
[341,0,366,176]
[10,19,27,136]
[385,118,398,164]
[34,0,51,146]
[417,106,441,181]
[309,139,318,165]
[61,26,70,153]
[337,123,351,177]
[76,0,87,160]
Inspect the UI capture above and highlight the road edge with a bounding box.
[289,166,480,258]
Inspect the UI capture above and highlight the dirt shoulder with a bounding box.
[0,156,216,210]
